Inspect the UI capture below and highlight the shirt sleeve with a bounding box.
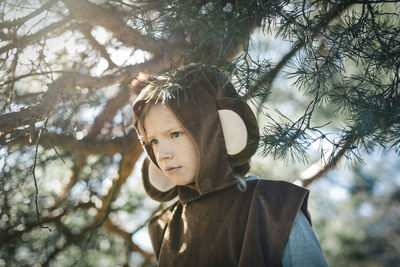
[282,210,329,267]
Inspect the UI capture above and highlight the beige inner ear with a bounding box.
[148,161,175,192]
[218,109,248,155]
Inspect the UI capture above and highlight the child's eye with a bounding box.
[171,132,182,138]
[150,139,158,146]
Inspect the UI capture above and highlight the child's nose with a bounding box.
[157,142,173,161]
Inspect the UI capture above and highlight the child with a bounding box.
[132,65,328,267]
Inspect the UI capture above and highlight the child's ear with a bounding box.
[216,97,260,166]
[142,158,178,202]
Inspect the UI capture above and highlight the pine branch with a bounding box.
[253,0,354,100]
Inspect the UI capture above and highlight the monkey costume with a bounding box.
[132,66,327,267]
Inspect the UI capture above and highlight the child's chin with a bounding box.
[174,179,195,186]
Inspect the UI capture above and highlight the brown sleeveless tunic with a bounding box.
[148,179,310,267]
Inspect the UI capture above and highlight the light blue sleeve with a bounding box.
[282,210,329,267]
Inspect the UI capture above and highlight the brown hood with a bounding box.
[132,65,259,204]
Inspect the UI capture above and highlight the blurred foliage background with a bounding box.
[0,0,399,266]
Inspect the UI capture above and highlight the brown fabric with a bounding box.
[216,97,260,166]
[149,179,310,267]
[142,158,178,202]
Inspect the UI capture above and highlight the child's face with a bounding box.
[143,104,198,186]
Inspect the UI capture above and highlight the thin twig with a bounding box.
[44,129,65,164]
[300,140,352,187]
[32,119,52,232]
[0,16,73,55]
[0,70,73,87]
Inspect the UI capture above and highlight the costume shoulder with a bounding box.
[252,179,311,225]
[238,179,311,266]
[148,201,179,259]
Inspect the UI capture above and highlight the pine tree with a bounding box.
[0,0,399,265]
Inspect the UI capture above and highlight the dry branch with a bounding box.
[0,54,172,132]
[2,129,141,156]
[41,140,142,266]
[95,147,141,221]
[42,221,100,266]
[53,155,87,208]
[0,74,76,132]
[73,54,175,89]
[0,16,73,55]
[298,143,350,187]
[63,0,163,54]
[41,212,151,266]
[0,71,71,87]
[0,202,95,250]
[0,0,59,29]
[88,78,147,137]
[78,23,118,69]
[103,218,154,261]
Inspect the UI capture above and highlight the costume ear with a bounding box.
[217,97,260,166]
[142,158,178,202]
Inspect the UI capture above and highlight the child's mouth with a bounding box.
[166,167,181,174]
